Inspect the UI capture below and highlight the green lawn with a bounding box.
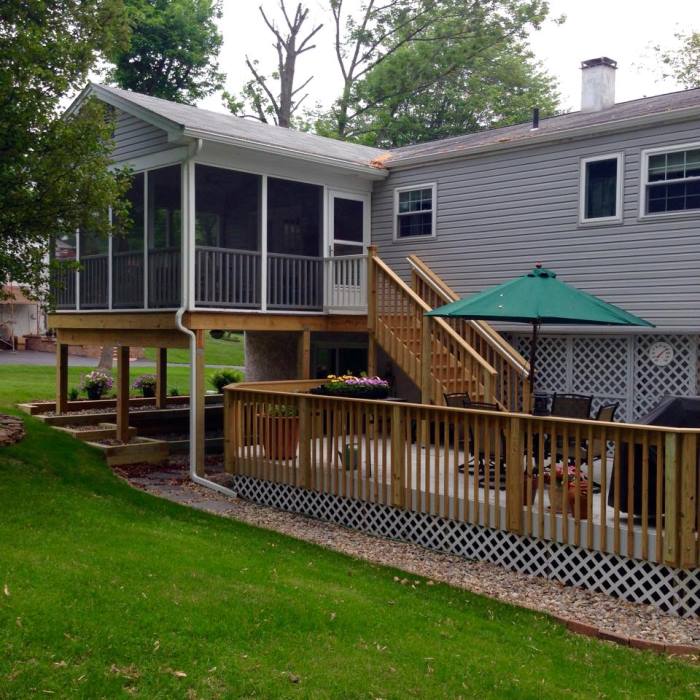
[143,332,245,366]
[1,368,698,698]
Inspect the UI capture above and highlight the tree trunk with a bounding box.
[97,345,114,370]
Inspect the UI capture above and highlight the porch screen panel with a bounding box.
[112,172,144,308]
[79,229,108,309]
[148,164,182,308]
[52,231,77,309]
[267,178,323,309]
[194,164,262,307]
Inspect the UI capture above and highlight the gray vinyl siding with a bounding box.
[112,109,171,162]
[371,119,700,331]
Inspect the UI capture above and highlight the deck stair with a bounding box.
[367,249,529,410]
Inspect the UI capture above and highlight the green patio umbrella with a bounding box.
[426,264,654,402]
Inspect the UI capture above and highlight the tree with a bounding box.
[654,31,700,89]
[225,2,322,127]
[108,0,224,103]
[315,0,559,145]
[0,0,131,305]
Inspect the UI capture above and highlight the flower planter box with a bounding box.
[84,436,169,467]
[55,422,137,443]
[309,386,390,400]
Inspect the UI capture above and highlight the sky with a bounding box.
[200,0,700,116]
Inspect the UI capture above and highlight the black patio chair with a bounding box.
[443,392,470,408]
[550,392,593,419]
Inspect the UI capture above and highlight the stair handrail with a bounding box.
[371,254,498,379]
[407,255,530,378]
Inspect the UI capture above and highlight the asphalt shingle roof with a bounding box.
[96,84,700,170]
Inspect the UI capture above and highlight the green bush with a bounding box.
[210,369,243,393]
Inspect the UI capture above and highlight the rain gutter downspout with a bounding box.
[175,137,238,498]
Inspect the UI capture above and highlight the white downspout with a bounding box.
[175,138,237,498]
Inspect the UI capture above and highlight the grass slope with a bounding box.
[0,367,698,697]
[143,333,244,366]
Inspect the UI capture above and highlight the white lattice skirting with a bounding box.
[232,475,699,617]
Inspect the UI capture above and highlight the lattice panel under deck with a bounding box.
[232,475,699,617]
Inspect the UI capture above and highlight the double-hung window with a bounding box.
[579,154,623,223]
[394,183,436,239]
[643,145,700,215]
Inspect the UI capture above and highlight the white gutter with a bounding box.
[175,138,238,497]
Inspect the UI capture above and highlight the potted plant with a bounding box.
[132,374,157,398]
[210,369,244,394]
[260,403,299,460]
[544,463,588,515]
[310,374,390,400]
[522,466,539,506]
[79,370,113,401]
[567,479,590,519]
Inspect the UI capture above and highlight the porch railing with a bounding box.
[225,382,700,569]
[148,247,181,308]
[195,246,261,308]
[324,254,367,311]
[80,254,109,309]
[112,251,144,308]
[52,265,76,309]
[268,253,323,310]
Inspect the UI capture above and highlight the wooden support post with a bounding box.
[506,416,524,533]
[116,346,130,444]
[390,404,405,508]
[56,343,69,414]
[367,334,377,376]
[420,316,432,405]
[298,396,312,488]
[297,329,311,380]
[663,432,680,567]
[194,329,206,477]
[155,348,167,409]
[679,433,697,568]
[223,389,235,474]
[367,245,377,333]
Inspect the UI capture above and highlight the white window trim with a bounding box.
[639,141,700,219]
[578,153,624,225]
[393,182,437,241]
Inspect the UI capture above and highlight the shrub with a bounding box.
[210,369,243,393]
[169,387,180,397]
[68,387,79,401]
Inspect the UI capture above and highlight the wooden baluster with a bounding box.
[626,428,635,558]
[613,427,621,555]
[680,433,697,568]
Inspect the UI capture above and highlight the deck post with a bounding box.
[223,388,237,475]
[367,245,377,333]
[679,433,697,568]
[194,329,206,477]
[505,415,524,533]
[298,396,312,488]
[155,348,167,409]
[420,316,432,404]
[116,346,130,444]
[297,329,311,379]
[390,403,405,508]
[56,342,69,414]
[663,432,681,567]
[367,334,377,376]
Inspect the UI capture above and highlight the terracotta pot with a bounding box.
[567,485,589,520]
[260,415,299,461]
[523,473,539,505]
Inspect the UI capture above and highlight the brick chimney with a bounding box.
[581,57,617,112]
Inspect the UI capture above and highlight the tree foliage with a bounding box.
[108,0,224,103]
[654,31,700,89]
[225,2,322,127]
[0,0,132,303]
[316,0,559,145]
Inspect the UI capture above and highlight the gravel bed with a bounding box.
[123,463,700,649]
[42,402,189,417]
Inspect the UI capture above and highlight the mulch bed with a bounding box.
[0,415,25,447]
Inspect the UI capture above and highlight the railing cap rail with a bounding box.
[226,381,700,435]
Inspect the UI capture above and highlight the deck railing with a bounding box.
[52,265,76,309]
[268,253,323,310]
[112,251,144,308]
[195,246,261,308]
[148,247,181,308]
[324,254,367,311]
[225,382,700,568]
[80,254,109,309]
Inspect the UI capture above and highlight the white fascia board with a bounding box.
[386,106,700,170]
[182,127,389,180]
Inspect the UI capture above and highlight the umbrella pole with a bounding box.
[529,321,539,412]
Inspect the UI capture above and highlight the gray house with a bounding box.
[52,56,700,438]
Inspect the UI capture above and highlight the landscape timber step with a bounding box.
[17,393,222,416]
[84,436,169,467]
[54,423,138,443]
[166,436,224,455]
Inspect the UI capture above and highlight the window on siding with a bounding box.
[646,148,700,214]
[581,155,621,222]
[395,184,436,238]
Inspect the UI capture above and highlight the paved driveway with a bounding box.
[0,350,154,367]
